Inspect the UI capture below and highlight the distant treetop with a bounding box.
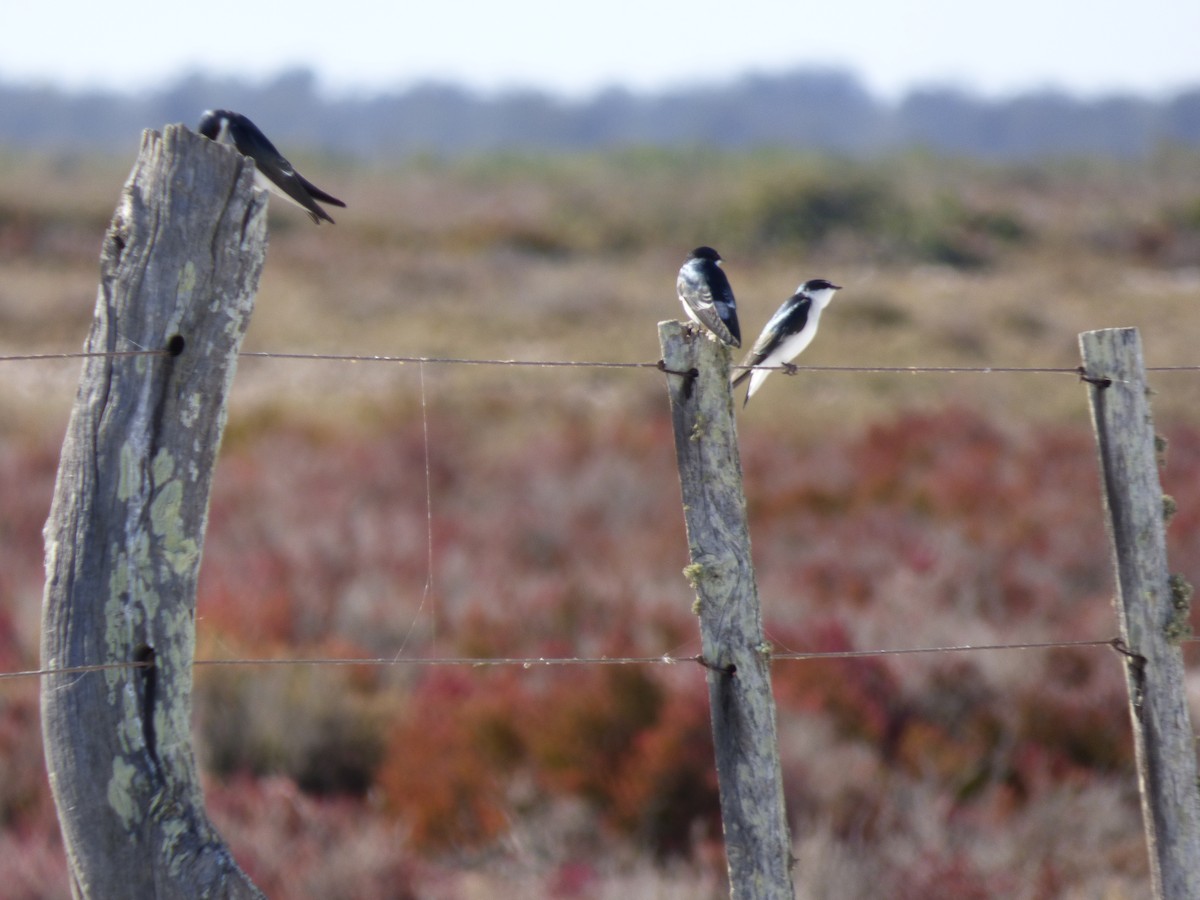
[1,67,1197,160]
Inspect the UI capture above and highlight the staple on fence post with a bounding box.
[658,320,794,899]
[1079,327,1200,899]
[40,125,268,898]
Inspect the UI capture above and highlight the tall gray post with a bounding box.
[41,125,267,898]
[1080,327,1200,899]
[659,321,793,899]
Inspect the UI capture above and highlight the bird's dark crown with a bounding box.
[197,109,233,140]
[801,278,841,292]
[688,246,722,262]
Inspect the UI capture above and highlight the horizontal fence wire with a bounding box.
[1,635,1162,683]
[3,349,1198,685]
[5,347,1200,375]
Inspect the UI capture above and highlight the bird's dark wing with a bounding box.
[731,294,811,387]
[707,267,741,346]
[680,262,740,346]
[295,172,347,208]
[678,269,723,339]
[256,156,340,224]
[754,294,811,357]
[229,116,344,224]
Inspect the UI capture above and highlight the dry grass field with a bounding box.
[2,143,1200,897]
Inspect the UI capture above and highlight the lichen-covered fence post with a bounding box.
[658,320,793,899]
[1080,327,1200,899]
[40,125,267,898]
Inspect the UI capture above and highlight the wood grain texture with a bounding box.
[40,125,267,898]
[659,320,793,899]
[1080,327,1200,899]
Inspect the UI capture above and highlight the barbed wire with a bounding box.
[1,635,1158,683]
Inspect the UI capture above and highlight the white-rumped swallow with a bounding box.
[733,279,841,405]
[198,109,346,224]
[676,246,741,347]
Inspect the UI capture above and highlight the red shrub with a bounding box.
[379,662,720,856]
[377,667,524,850]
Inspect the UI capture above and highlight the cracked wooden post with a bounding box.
[658,320,793,899]
[40,125,267,898]
[1080,327,1200,899]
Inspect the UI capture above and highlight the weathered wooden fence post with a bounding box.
[658,321,793,899]
[1080,327,1200,899]
[40,125,267,898]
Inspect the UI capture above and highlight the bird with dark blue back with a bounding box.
[732,278,842,406]
[197,109,346,224]
[676,246,742,348]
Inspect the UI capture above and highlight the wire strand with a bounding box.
[239,351,661,369]
[771,636,1120,660]
[0,350,166,362]
[1,348,1187,373]
[0,661,150,681]
[5,347,1200,374]
[1,635,1147,682]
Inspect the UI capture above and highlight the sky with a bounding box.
[3,0,1198,101]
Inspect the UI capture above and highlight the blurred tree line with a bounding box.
[1,66,1198,160]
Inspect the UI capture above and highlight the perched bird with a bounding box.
[197,109,346,224]
[676,246,741,347]
[732,279,842,406]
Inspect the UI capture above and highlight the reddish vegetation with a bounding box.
[3,407,1196,895]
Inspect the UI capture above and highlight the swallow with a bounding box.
[197,109,346,224]
[733,279,842,406]
[676,246,741,347]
